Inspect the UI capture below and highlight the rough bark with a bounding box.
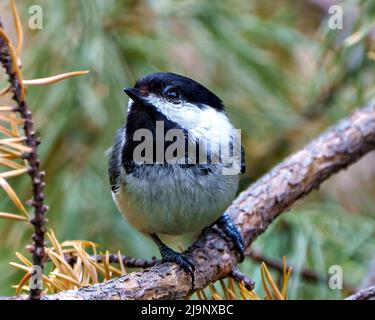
[2,102,375,300]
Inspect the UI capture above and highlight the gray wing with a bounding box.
[241,144,246,174]
[108,128,124,193]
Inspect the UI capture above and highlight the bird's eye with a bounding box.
[165,88,180,101]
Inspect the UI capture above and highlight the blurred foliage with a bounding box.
[1,0,375,298]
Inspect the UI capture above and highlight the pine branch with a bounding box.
[1,100,370,300]
[0,17,48,300]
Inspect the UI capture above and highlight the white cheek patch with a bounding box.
[147,95,231,130]
[191,105,234,157]
[146,94,234,156]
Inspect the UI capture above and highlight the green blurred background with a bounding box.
[1,0,375,298]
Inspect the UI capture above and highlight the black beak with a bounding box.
[123,87,148,103]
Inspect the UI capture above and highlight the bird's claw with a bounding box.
[160,246,195,288]
[216,212,245,262]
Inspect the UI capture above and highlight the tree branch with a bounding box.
[345,285,375,300]
[75,254,158,269]
[227,267,255,291]
[2,101,375,300]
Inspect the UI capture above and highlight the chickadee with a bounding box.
[108,72,245,282]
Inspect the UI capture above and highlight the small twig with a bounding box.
[0,18,48,300]
[345,285,375,300]
[228,267,255,291]
[26,244,159,269]
[90,254,158,269]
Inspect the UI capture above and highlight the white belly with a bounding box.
[113,165,239,235]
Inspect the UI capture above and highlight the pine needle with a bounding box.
[0,157,24,169]
[0,212,27,220]
[0,140,32,153]
[0,125,15,137]
[117,250,126,275]
[0,113,24,125]
[15,272,31,295]
[0,168,28,179]
[23,71,90,86]
[0,145,22,157]
[0,86,11,96]
[208,283,222,300]
[9,0,23,55]
[0,106,14,111]
[0,178,29,217]
[15,252,33,267]
[261,262,284,300]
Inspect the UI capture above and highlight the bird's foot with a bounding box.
[151,234,195,277]
[159,245,195,288]
[216,213,245,262]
